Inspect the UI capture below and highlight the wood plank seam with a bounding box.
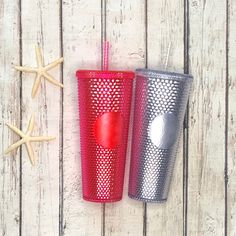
[183,0,190,235]
[59,0,64,235]
[225,0,229,235]
[19,0,23,234]
[227,0,236,232]
[144,1,148,236]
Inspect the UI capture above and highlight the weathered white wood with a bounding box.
[0,1,20,235]
[62,0,103,235]
[146,0,185,235]
[1,0,234,235]
[104,1,145,235]
[188,0,226,235]
[228,0,236,234]
[20,0,61,235]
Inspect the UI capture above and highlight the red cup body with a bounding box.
[76,70,134,202]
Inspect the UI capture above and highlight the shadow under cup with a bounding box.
[76,70,134,202]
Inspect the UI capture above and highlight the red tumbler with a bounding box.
[76,70,134,202]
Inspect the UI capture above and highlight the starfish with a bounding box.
[14,46,64,98]
[5,114,55,166]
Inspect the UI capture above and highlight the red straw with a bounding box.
[103,41,109,70]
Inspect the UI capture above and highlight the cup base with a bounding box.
[128,193,167,203]
[83,195,122,203]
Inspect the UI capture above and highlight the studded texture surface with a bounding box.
[77,71,134,202]
[128,69,193,202]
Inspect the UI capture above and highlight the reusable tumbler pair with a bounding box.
[76,67,193,203]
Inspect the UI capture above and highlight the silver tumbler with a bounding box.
[128,69,193,202]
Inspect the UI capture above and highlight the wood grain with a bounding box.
[188,0,226,235]
[228,0,236,234]
[0,1,21,235]
[20,0,61,235]
[62,0,103,235]
[146,0,185,235]
[104,0,145,235]
[0,0,235,235]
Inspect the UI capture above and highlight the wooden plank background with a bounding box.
[0,0,234,235]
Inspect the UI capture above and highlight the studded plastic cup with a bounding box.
[76,70,134,202]
[128,69,193,202]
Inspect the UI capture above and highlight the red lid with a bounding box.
[76,70,135,79]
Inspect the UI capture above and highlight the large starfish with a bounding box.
[5,114,55,166]
[15,46,63,98]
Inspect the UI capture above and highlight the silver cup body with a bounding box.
[128,69,193,202]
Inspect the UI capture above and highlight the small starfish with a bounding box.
[14,46,63,98]
[5,114,55,166]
